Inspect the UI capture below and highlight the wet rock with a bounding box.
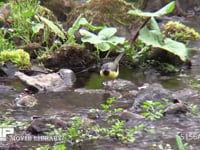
[15,69,76,92]
[0,84,15,93]
[119,110,144,122]
[0,61,19,77]
[103,79,137,91]
[130,83,173,112]
[74,88,122,99]
[172,88,198,101]
[163,99,190,116]
[0,141,19,150]
[15,93,38,107]
[27,118,67,135]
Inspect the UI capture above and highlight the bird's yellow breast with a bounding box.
[100,70,119,80]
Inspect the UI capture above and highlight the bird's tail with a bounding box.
[114,53,124,65]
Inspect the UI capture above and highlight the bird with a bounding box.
[100,53,124,80]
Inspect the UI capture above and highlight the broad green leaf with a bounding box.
[97,43,110,51]
[139,26,162,46]
[107,36,125,44]
[68,15,83,43]
[128,10,157,17]
[37,16,65,40]
[154,1,176,16]
[150,17,161,33]
[128,1,175,17]
[79,29,102,44]
[80,18,105,31]
[98,27,117,39]
[161,38,188,61]
[139,26,188,61]
[68,16,104,43]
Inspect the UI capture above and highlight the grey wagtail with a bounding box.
[100,53,124,80]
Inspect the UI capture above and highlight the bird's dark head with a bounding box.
[103,70,110,76]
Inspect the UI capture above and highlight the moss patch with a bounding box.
[0,49,31,68]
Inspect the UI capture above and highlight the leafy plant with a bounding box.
[80,27,125,59]
[0,29,15,52]
[139,17,188,62]
[140,100,165,120]
[10,0,39,43]
[68,15,105,44]
[100,97,123,114]
[128,1,190,64]
[35,15,65,40]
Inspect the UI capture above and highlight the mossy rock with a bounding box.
[163,21,200,44]
[40,44,95,72]
[67,0,145,39]
[0,49,31,69]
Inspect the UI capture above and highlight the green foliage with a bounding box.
[0,2,5,6]
[188,103,199,116]
[128,1,175,17]
[35,15,65,40]
[36,97,145,149]
[176,135,185,150]
[139,17,188,62]
[140,100,165,120]
[10,0,39,42]
[100,97,123,114]
[80,27,125,59]
[68,15,105,44]
[35,144,66,150]
[0,29,15,52]
[0,49,31,68]
[163,21,200,43]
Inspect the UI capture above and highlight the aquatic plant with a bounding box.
[163,21,200,44]
[140,100,165,120]
[0,49,31,68]
[36,97,144,149]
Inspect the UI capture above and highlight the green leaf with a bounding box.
[79,29,102,44]
[80,18,105,31]
[107,36,125,44]
[161,38,188,61]
[154,1,176,16]
[98,27,117,39]
[139,19,188,62]
[128,1,175,17]
[97,43,111,51]
[23,10,35,18]
[176,135,185,150]
[37,16,65,40]
[32,23,44,34]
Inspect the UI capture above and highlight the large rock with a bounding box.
[15,69,76,92]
